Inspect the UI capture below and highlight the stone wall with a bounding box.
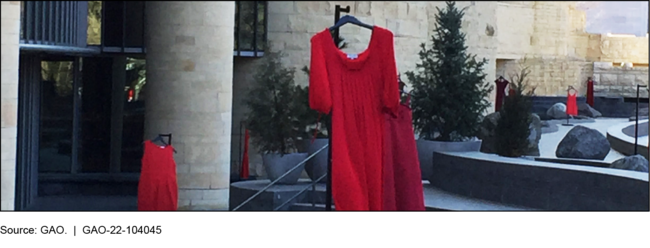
[1,1,21,211]
[592,35,649,64]
[592,62,649,98]
[231,1,500,177]
[497,57,593,96]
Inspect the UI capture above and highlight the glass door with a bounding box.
[38,56,76,174]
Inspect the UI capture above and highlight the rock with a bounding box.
[526,114,543,156]
[577,103,602,118]
[547,103,568,119]
[555,125,611,160]
[610,155,649,172]
[478,112,542,156]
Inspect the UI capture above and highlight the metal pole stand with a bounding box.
[634,84,647,155]
[326,4,351,212]
[561,116,574,126]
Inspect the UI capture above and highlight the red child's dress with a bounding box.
[566,91,578,116]
[309,26,400,211]
[138,140,178,211]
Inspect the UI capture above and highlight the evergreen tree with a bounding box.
[405,1,493,142]
[495,64,535,157]
[244,51,302,155]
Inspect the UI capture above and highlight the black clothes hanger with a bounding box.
[145,133,177,153]
[329,15,374,31]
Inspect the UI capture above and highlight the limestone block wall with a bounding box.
[592,35,649,64]
[495,1,535,59]
[1,1,21,211]
[592,62,649,98]
[496,57,593,96]
[231,1,500,177]
[144,2,235,210]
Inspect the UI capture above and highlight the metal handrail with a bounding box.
[274,173,327,211]
[232,144,329,211]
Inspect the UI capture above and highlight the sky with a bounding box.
[577,1,649,36]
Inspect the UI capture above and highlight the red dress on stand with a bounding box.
[382,96,426,211]
[495,79,509,112]
[309,27,400,211]
[586,80,595,107]
[566,91,578,116]
[138,140,178,211]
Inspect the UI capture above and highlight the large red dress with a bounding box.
[138,140,178,211]
[382,96,426,211]
[309,27,399,211]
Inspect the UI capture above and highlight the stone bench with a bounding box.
[428,151,649,210]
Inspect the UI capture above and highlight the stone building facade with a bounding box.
[1,1,648,211]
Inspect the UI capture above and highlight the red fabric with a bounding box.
[309,27,399,211]
[495,79,509,112]
[566,92,578,116]
[240,129,250,179]
[382,97,426,211]
[138,140,178,211]
[508,88,516,96]
[587,80,594,107]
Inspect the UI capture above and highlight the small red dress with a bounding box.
[138,140,178,211]
[566,91,578,116]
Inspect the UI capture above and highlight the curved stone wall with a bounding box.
[607,120,649,159]
[428,151,649,210]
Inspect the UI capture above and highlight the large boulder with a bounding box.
[478,112,542,156]
[547,103,568,119]
[578,102,602,118]
[555,125,611,160]
[609,155,649,172]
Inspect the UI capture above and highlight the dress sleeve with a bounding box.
[381,29,400,115]
[309,33,332,115]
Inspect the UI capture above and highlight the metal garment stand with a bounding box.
[634,84,648,155]
[326,5,351,211]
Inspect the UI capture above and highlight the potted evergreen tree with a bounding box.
[405,1,493,181]
[496,64,536,157]
[244,51,306,185]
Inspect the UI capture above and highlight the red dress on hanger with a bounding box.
[566,91,578,116]
[138,140,178,211]
[586,79,594,107]
[382,96,425,211]
[495,79,509,112]
[309,27,399,211]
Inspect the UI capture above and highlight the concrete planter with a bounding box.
[262,153,308,185]
[416,139,483,181]
[305,138,329,182]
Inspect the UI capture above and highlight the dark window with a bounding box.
[99,1,145,52]
[235,1,267,57]
[21,1,87,47]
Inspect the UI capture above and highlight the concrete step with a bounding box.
[289,203,335,211]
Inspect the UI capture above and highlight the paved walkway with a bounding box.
[539,118,629,162]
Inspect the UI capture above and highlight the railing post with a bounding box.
[311,183,316,207]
